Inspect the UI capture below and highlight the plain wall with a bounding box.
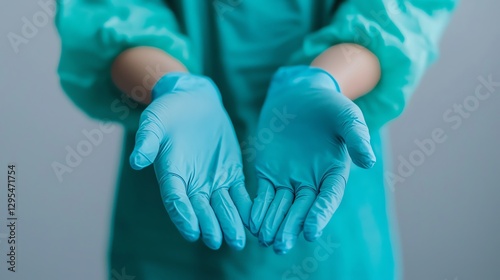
[1,1,499,279]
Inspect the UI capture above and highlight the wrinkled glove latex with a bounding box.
[249,66,376,254]
[130,72,252,250]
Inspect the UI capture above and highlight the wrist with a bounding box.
[111,47,188,104]
[311,43,381,100]
[151,72,221,101]
[269,65,341,95]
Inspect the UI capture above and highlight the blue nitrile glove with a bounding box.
[249,66,376,254]
[130,72,252,250]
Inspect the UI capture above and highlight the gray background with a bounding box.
[1,1,499,279]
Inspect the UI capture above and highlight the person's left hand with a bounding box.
[249,66,376,254]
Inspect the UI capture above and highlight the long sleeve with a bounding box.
[288,0,458,130]
[55,0,200,129]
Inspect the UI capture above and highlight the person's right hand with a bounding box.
[130,73,252,250]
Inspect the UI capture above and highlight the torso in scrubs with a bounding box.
[55,0,456,279]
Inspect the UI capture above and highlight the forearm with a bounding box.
[111,47,188,105]
[311,43,381,100]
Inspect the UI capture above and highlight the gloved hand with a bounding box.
[130,72,252,250]
[249,66,376,254]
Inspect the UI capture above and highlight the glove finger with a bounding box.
[190,193,223,250]
[211,188,246,250]
[273,187,316,254]
[130,117,164,170]
[338,107,376,169]
[303,173,346,242]
[249,178,276,235]
[229,181,252,229]
[258,188,294,247]
[160,174,200,242]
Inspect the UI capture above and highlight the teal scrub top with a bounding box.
[55,0,456,279]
